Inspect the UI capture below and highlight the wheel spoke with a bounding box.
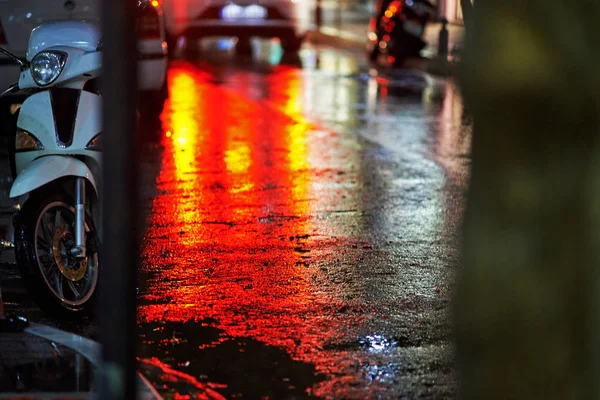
[37,235,52,254]
[55,271,64,299]
[40,214,50,239]
[39,229,50,245]
[48,211,56,232]
[41,212,54,241]
[54,210,62,230]
[68,280,80,298]
[39,255,55,271]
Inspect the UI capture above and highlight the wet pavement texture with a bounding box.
[137,41,470,399]
[0,40,471,398]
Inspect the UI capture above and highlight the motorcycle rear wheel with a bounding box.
[14,191,100,319]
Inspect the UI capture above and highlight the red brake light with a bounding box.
[138,8,160,39]
[388,1,402,14]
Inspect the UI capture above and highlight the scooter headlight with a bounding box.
[85,133,102,151]
[31,51,67,87]
[16,129,44,152]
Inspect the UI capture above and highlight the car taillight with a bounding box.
[137,8,160,39]
[0,23,7,45]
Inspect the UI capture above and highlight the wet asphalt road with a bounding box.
[1,40,471,398]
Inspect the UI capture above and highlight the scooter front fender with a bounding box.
[10,156,98,198]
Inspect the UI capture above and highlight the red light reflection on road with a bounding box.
[264,66,312,218]
[162,66,204,228]
[139,357,227,400]
[139,62,340,362]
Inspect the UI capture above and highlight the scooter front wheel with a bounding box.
[14,191,100,319]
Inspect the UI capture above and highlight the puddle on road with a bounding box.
[138,320,324,399]
[0,332,95,393]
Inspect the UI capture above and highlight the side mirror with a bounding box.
[0,47,28,70]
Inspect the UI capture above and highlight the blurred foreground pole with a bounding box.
[99,0,138,399]
[437,18,448,57]
[336,0,343,31]
[456,1,600,398]
[315,0,323,28]
[459,0,472,31]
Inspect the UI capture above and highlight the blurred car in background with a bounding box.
[136,0,170,113]
[0,0,169,114]
[161,0,311,53]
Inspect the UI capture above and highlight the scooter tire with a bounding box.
[14,190,100,320]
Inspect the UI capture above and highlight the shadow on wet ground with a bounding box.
[139,320,325,398]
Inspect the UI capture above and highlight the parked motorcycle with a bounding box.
[368,0,436,66]
[0,21,102,318]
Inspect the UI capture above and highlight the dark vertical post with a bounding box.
[315,0,323,29]
[336,0,343,30]
[438,18,449,57]
[99,0,138,399]
[456,0,600,397]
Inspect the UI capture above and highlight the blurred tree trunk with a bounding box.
[455,1,600,399]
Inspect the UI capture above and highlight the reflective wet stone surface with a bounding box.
[136,41,470,399]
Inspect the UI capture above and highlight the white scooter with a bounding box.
[0,21,102,318]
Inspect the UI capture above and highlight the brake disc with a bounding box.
[53,224,88,282]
